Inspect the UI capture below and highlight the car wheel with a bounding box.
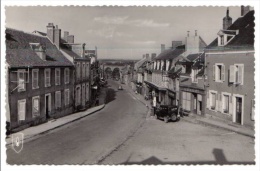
[164,116,169,123]
[172,115,177,121]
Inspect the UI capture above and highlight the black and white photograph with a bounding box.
[1,1,259,170]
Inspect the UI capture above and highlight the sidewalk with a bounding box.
[122,83,254,138]
[6,104,105,146]
[182,113,254,138]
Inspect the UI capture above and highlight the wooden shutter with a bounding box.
[229,65,235,83]
[218,93,222,112]
[238,65,243,84]
[229,95,232,114]
[221,65,225,81]
[18,101,26,120]
[212,65,215,81]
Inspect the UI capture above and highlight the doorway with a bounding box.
[193,93,197,114]
[45,94,51,119]
[235,97,242,124]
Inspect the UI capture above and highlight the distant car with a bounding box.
[154,105,180,123]
[118,85,123,90]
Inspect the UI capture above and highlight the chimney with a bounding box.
[64,31,69,42]
[82,43,86,58]
[195,30,197,36]
[151,53,156,60]
[143,54,146,58]
[54,25,61,49]
[223,7,232,29]
[46,23,55,43]
[187,31,190,37]
[241,6,250,16]
[146,53,150,60]
[172,41,182,49]
[67,35,74,44]
[161,44,165,53]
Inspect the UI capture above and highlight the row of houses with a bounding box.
[131,6,254,129]
[6,23,100,133]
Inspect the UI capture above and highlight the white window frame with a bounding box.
[76,62,81,79]
[44,68,51,87]
[55,68,61,86]
[64,68,70,84]
[82,63,86,78]
[209,90,218,111]
[86,83,89,102]
[55,91,61,109]
[64,89,70,106]
[221,92,231,115]
[17,69,26,92]
[18,99,26,121]
[232,94,244,125]
[32,69,39,89]
[191,68,198,83]
[214,63,225,82]
[32,96,40,118]
[234,64,244,85]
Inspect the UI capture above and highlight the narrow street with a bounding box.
[7,80,148,164]
[7,80,255,165]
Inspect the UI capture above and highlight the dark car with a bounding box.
[154,105,180,123]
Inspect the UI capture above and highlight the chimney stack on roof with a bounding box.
[223,7,232,30]
[241,6,250,16]
[161,44,165,53]
[143,54,146,59]
[151,53,157,60]
[46,23,55,43]
[146,53,150,61]
[54,25,61,49]
[64,31,69,42]
[67,35,74,44]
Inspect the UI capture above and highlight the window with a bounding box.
[86,63,89,78]
[181,65,186,73]
[220,35,224,45]
[213,64,225,82]
[76,86,81,106]
[82,84,85,106]
[64,89,70,106]
[55,68,60,85]
[251,99,255,121]
[64,68,70,84]
[222,94,229,113]
[82,63,86,78]
[229,64,244,85]
[192,69,198,83]
[182,92,191,111]
[18,69,26,91]
[76,63,80,79]
[32,69,39,89]
[18,99,26,121]
[55,91,61,109]
[210,92,217,110]
[45,69,51,87]
[86,83,89,101]
[32,96,40,117]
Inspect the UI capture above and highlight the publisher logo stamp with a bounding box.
[12,133,24,153]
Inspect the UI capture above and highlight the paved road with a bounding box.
[7,80,255,165]
[7,80,148,164]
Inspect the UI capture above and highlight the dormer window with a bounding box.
[217,30,239,46]
[30,43,46,60]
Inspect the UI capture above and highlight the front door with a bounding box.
[235,97,242,124]
[193,94,197,114]
[45,94,51,118]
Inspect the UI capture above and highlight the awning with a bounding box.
[144,81,166,91]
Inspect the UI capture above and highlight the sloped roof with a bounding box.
[207,10,254,49]
[6,28,73,68]
[134,57,147,70]
[155,45,185,60]
[186,53,202,62]
[60,38,83,59]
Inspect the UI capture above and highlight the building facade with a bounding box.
[6,28,74,133]
[205,8,254,128]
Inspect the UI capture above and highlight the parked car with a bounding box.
[118,85,123,90]
[154,105,180,123]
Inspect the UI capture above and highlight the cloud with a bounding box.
[94,16,128,25]
[86,27,132,39]
[94,16,170,28]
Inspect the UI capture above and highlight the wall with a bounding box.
[205,51,254,127]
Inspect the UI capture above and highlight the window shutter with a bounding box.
[238,65,243,84]
[229,95,232,114]
[18,101,26,120]
[251,99,255,121]
[213,65,215,81]
[221,65,225,81]
[229,65,235,83]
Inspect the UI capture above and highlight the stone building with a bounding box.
[205,7,254,128]
[6,28,74,133]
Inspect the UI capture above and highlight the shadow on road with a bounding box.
[105,88,116,104]
[120,148,255,165]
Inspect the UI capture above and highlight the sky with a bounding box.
[6,6,244,60]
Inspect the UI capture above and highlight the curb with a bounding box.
[6,104,105,146]
[181,117,254,138]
